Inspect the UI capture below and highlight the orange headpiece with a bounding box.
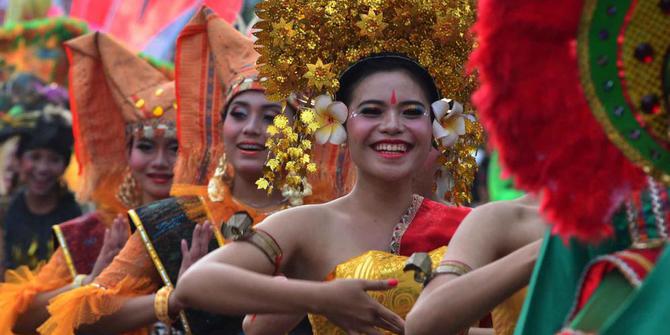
[173,6,353,206]
[65,32,177,212]
[172,6,261,190]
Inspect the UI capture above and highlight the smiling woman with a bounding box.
[38,7,352,335]
[0,30,182,335]
[167,1,481,334]
[127,136,178,205]
[222,90,286,209]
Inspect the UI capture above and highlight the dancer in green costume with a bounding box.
[469,0,670,334]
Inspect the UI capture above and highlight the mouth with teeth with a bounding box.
[237,142,266,156]
[371,140,412,159]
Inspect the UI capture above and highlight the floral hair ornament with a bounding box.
[313,95,347,145]
[255,0,482,204]
[433,99,467,147]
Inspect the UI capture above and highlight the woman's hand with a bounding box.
[315,279,405,335]
[88,215,130,283]
[178,221,214,279]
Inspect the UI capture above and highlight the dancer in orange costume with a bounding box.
[0,31,179,335]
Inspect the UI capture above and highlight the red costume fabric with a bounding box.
[399,199,470,255]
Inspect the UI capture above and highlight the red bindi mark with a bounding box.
[390,89,397,105]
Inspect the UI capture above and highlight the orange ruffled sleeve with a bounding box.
[0,249,72,334]
[39,232,159,335]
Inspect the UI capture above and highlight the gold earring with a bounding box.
[117,168,141,208]
[208,154,232,202]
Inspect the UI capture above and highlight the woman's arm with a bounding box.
[75,222,212,335]
[424,200,543,293]
[172,209,405,334]
[405,240,541,335]
[242,275,306,335]
[15,215,131,333]
[14,283,78,334]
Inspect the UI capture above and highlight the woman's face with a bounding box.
[222,90,281,179]
[128,135,178,202]
[346,71,433,181]
[19,148,67,196]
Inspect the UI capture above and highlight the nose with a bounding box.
[150,146,170,170]
[378,108,403,135]
[242,113,263,137]
[33,157,51,175]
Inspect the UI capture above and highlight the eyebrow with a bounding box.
[357,99,426,108]
[230,101,282,110]
[262,103,282,110]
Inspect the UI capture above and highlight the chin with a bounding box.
[146,186,171,202]
[232,164,263,179]
[27,182,57,196]
[369,164,414,182]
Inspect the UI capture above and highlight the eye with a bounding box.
[26,152,40,161]
[47,154,62,165]
[401,106,427,119]
[229,107,249,120]
[136,140,155,152]
[263,110,280,123]
[168,141,179,154]
[358,106,383,117]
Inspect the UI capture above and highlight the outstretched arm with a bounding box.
[406,198,546,335]
[406,240,541,335]
[172,209,405,334]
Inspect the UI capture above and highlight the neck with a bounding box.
[141,192,159,206]
[24,188,59,215]
[232,172,285,209]
[345,170,416,225]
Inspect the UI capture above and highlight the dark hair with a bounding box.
[17,114,73,163]
[335,53,440,110]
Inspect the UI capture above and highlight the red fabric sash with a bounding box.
[399,199,470,256]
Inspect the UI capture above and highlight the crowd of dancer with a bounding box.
[0,0,667,334]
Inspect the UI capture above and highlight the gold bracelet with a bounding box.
[72,274,88,288]
[154,286,175,325]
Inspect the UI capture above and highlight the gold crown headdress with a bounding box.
[254,0,482,204]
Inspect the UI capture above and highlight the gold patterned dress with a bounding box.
[308,195,471,334]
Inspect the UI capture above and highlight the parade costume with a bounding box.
[254,1,483,333]
[470,0,670,333]
[31,31,177,335]
[307,196,471,334]
[42,7,352,335]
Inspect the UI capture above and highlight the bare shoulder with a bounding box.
[255,203,331,233]
[459,200,520,230]
[253,203,336,251]
[446,196,544,266]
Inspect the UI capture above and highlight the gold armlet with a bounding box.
[72,274,88,288]
[434,260,473,278]
[223,212,283,272]
[154,286,175,325]
[404,255,472,286]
